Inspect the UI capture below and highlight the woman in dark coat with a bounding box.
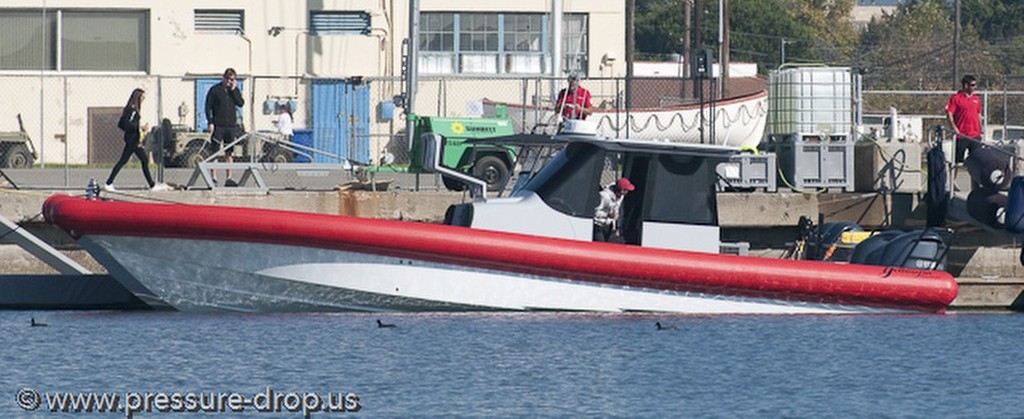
[104,88,155,191]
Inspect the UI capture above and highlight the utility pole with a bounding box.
[953,0,960,90]
[626,0,635,81]
[693,0,702,58]
[719,0,729,97]
[683,0,691,78]
[551,0,563,79]
[693,0,703,100]
[551,0,563,104]
[780,38,787,66]
[404,0,419,154]
[626,0,635,137]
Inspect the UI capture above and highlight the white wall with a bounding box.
[0,0,625,164]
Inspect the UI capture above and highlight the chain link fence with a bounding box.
[859,87,1024,144]
[0,73,750,172]
[8,71,1024,189]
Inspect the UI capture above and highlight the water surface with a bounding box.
[2,311,1021,417]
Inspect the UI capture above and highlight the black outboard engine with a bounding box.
[878,229,948,270]
[815,221,863,262]
[849,230,902,267]
[821,222,863,245]
[850,229,949,271]
[794,217,863,261]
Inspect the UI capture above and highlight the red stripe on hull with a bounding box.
[43,195,958,312]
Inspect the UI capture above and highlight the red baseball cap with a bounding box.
[616,177,635,192]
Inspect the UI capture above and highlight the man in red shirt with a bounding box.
[556,73,592,120]
[945,74,982,163]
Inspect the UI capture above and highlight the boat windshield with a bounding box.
[520,143,604,218]
[520,141,721,226]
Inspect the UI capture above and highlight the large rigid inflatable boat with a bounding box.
[42,135,957,313]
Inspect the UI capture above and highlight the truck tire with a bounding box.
[2,144,33,168]
[260,145,292,163]
[175,143,211,168]
[473,155,510,192]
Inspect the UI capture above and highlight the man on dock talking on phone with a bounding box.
[205,67,245,186]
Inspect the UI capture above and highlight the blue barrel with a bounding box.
[292,129,313,163]
[1006,177,1024,233]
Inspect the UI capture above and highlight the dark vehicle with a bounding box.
[0,114,38,168]
[146,119,293,168]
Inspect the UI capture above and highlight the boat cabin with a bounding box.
[444,135,739,253]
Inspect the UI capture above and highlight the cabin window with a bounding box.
[645,154,718,225]
[525,143,604,217]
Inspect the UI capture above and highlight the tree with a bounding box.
[636,0,688,58]
[855,0,955,90]
[729,0,816,70]
[782,0,858,63]
[636,0,856,73]
[853,0,1002,118]
[961,0,1017,42]
[961,0,1024,76]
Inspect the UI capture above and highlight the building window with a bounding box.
[0,9,148,72]
[419,12,587,76]
[194,9,244,34]
[64,11,148,71]
[459,14,498,73]
[0,11,56,70]
[562,14,588,76]
[504,14,543,74]
[310,11,371,35]
[420,13,455,74]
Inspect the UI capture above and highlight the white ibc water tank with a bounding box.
[768,67,852,136]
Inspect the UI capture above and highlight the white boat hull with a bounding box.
[44,195,958,314]
[498,91,768,148]
[84,235,906,314]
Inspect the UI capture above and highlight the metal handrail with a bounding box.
[201,131,356,168]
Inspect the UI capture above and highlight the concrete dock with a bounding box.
[2,169,1023,311]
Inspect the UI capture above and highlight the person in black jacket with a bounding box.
[104,88,155,191]
[205,67,245,185]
